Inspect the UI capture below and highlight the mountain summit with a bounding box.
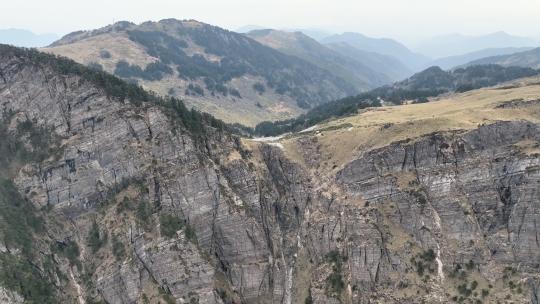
[44,19,360,126]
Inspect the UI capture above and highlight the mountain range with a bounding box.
[415,31,539,58]
[0,28,59,47]
[321,32,430,70]
[43,20,436,126]
[428,47,534,70]
[245,29,398,87]
[40,19,540,130]
[463,47,540,69]
[44,20,362,126]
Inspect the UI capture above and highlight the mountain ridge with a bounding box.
[428,47,534,70]
[321,32,430,70]
[463,47,540,69]
[44,19,360,126]
[245,29,394,88]
[415,31,539,58]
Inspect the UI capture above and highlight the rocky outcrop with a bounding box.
[335,121,540,302]
[1,48,539,303]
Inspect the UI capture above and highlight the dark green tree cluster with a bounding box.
[185,83,205,96]
[0,115,60,303]
[51,240,81,269]
[126,26,356,105]
[253,82,265,94]
[254,96,380,136]
[99,49,111,59]
[161,97,226,141]
[0,254,56,303]
[87,62,103,71]
[86,220,108,253]
[325,250,347,296]
[159,214,185,238]
[114,60,173,81]
[411,249,436,276]
[111,235,126,261]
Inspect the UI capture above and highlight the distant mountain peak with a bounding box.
[462,47,540,69]
[0,28,59,48]
[45,19,360,125]
[235,24,267,33]
[416,31,538,58]
[321,32,430,71]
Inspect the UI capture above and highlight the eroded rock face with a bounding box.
[338,121,540,266]
[0,287,24,304]
[334,121,540,302]
[1,53,540,304]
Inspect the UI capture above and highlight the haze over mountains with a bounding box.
[321,32,430,70]
[245,29,398,86]
[240,26,540,84]
[0,28,59,47]
[464,47,540,69]
[428,47,534,70]
[414,31,539,58]
[237,26,540,68]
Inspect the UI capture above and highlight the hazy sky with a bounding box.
[3,0,540,43]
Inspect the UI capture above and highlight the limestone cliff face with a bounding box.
[333,121,540,303]
[0,50,540,304]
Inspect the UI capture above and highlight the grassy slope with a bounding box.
[42,32,156,71]
[43,31,305,127]
[43,21,361,126]
[269,77,540,172]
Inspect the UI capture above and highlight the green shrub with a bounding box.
[481,289,489,298]
[185,225,197,243]
[136,200,153,227]
[304,290,313,304]
[465,259,475,270]
[111,235,126,261]
[412,249,436,276]
[160,214,184,238]
[99,49,111,59]
[325,250,347,295]
[327,272,345,294]
[253,82,265,94]
[87,221,107,253]
[0,253,56,303]
[0,179,43,255]
[52,240,81,269]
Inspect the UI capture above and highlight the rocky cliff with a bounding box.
[1,46,540,304]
